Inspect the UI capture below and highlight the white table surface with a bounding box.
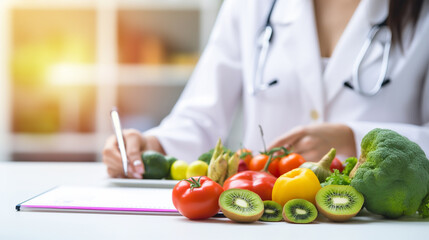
[1,162,428,240]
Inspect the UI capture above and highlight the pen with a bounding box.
[110,107,128,177]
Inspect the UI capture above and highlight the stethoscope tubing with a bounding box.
[253,25,273,95]
[252,0,277,95]
[252,0,391,97]
[352,21,391,97]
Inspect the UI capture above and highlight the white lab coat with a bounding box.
[146,0,429,162]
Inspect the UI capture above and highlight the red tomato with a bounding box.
[236,148,253,166]
[223,171,277,200]
[268,158,280,177]
[278,153,306,175]
[248,154,280,177]
[330,157,344,172]
[172,176,224,220]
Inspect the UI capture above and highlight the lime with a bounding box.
[186,160,209,178]
[141,151,169,179]
[165,156,178,168]
[170,160,189,180]
[165,156,178,179]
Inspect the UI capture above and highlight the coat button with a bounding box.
[310,109,319,120]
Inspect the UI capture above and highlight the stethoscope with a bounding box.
[252,0,391,97]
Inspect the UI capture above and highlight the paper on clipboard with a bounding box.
[16,186,179,214]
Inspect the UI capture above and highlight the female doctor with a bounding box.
[103,0,429,179]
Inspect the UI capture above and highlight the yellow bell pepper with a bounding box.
[272,168,321,206]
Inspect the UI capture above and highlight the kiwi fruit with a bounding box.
[315,185,364,222]
[282,199,318,223]
[219,189,264,223]
[259,201,283,222]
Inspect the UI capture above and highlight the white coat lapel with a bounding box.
[270,0,302,25]
[324,0,389,103]
[272,0,325,122]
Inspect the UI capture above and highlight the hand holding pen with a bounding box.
[103,108,165,179]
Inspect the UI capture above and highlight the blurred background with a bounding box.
[0,0,224,162]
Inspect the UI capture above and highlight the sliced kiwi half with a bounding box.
[259,201,283,222]
[315,185,364,222]
[219,189,264,223]
[282,199,318,223]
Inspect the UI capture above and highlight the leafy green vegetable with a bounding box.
[321,169,351,187]
[350,128,429,219]
[321,157,356,187]
[342,157,357,176]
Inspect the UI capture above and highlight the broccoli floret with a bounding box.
[198,146,234,165]
[198,152,213,165]
[350,128,429,219]
[418,194,429,218]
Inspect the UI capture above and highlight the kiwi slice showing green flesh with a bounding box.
[283,199,318,223]
[315,185,364,222]
[219,189,264,223]
[259,201,283,222]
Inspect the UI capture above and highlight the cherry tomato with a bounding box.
[278,153,306,176]
[330,157,344,173]
[172,176,223,220]
[236,148,253,167]
[268,158,280,177]
[248,154,280,177]
[223,170,277,200]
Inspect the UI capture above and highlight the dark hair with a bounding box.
[388,0,423,46]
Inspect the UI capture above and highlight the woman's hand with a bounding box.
[268,123,356,162]
[102,129,165,179]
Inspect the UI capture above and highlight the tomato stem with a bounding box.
[262,147,291,173]
[258,125,267,153]
[185,176,202,191]
[262,154,273,173]
[269,146,290,158]
[239,151,252,159]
